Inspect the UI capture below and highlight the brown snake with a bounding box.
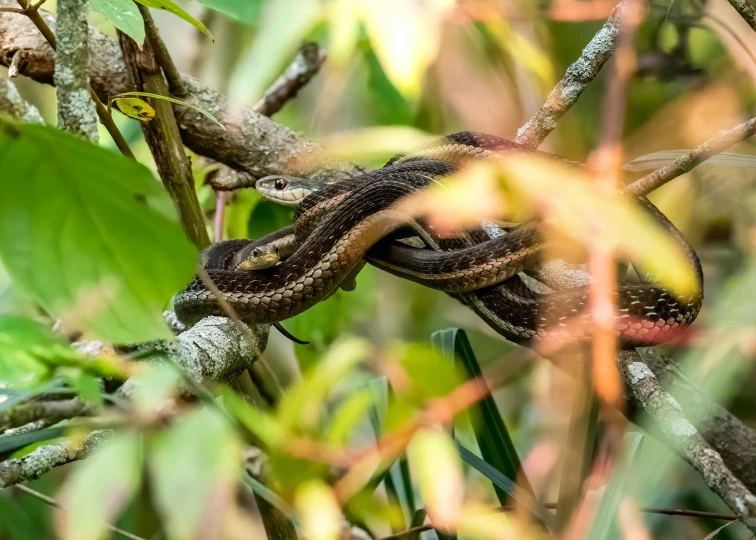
[175,132,703,347]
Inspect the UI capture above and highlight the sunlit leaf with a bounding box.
[0,121,197,343]
[456,504,521,540]
[392,342,461,400]
[407,427,463,530]
[134,0,213,38]
[113,97,155,122]
[327,0,360,67]
[111,92,226,129]
[197,0,264,24]
[325,387,374,446]
[150,407,242,540]
[228,0,321,104]
[358,0,454,98]
[319,126,435,161]
[90,0,145,43]
[57,433,142,540]
[294,480,343,540]
[130,363,181,415]
[223,388,284,446]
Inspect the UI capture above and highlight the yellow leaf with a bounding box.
[294,480,343,540]
[319,126,436,161]
[114,97,155,122]
[358,0,454,98]
[407,427,464,530]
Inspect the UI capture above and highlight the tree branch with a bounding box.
[726,0,756,31]
[0,74,43,122]
[137,3,185,97]
[618,350,756,532]
[54,0,97,140]
[515,0,646,149]
[0,399,93,434]
[117,28,210,249]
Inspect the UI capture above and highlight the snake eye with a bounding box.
[252,249,260,258]
[274,178,288,190]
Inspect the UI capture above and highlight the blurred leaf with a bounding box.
[325,387,373,446]
[407,508,427,540]
[0,489,51,539]
[294,480,342,540]
[63,371,103,407]
[358,0,454,98]
[229,0,321,104]
[90,0,145,43]
[499,154,699,296]
[58,433,142,540]
[319,126,434,161]
[456,444,554,527]
[113,98,155,122]
[432,328,532,503]
[0,121,197,343]
[327,0,360,67]
[111,92,225,128]
[150,407,242,540]
[134,0,212,38]
[0,316,123,388]
[242,473,297,519]
[278,338,370,432]
[392,342,461,401]
[247,200,293,239]
[223,388,283,446]
[130,363,181,415]
[588,432,644,540]
[407,427,463,530]
[197,0,264,24]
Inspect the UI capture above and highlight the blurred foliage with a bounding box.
[2,0,756,538]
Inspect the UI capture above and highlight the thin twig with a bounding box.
[623,116,756,197]
[726,0,756,31]
[11,0,134,157]
[252,42,326,117]
[214,191,226,242]
[14,485,147,540]
[136,4,186,97]
[515,0,649,149]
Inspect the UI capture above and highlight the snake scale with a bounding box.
[175,132,703,347]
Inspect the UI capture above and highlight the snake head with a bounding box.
[235,243,280,271]
[255,175,321,207]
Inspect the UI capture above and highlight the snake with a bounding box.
[175,132,703,347]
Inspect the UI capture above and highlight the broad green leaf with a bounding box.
[134,0,213,38]
[407,428,463,530]
[456,444,554,527]
[294,480,342,540]
[228,0,321,105]
[0,121,197,343]
[150,407,241,540]
[432,328,533,504]
[111,92,225,129]
[90,0,145,43]
[58,433,142,540]
[0,316,122,388]
[197,0,265,24]
[358,0,454,98]
[392,342,460,401]
[114,98,155,122]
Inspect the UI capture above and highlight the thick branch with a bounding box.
[0,4,361,182]
[0,74,43,122]
[54,0,97,140]
[0,399,93,434]
[515,0,645,149]
[726,0,756,31]
[618,350,756,531]
[137,4,185,97]
[118,29,209,249]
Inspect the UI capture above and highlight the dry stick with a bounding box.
[727,0,756,31]
[515,0,646,149]
[623,116,756,197]
[136,3,186,97]
[118,26,210,249]
[8,0,134,157]
[14,485,146,540]
[617,351,756,532]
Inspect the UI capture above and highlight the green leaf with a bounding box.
[58,433,142,540]
[0,425,69,455]
[432,328,532,504]
[587,433,644,540]
[134,0,213,38]
[90,0,145,43]
[196,0,265,24]
[0,121,197,343]
[149,407,241,540]
[456,443,554,527]
[111,92,225,129]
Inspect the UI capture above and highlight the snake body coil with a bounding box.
[175,132,703,347]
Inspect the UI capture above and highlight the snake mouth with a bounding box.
[236,253,280,271]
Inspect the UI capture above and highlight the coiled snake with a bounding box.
[174,132,703,347]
